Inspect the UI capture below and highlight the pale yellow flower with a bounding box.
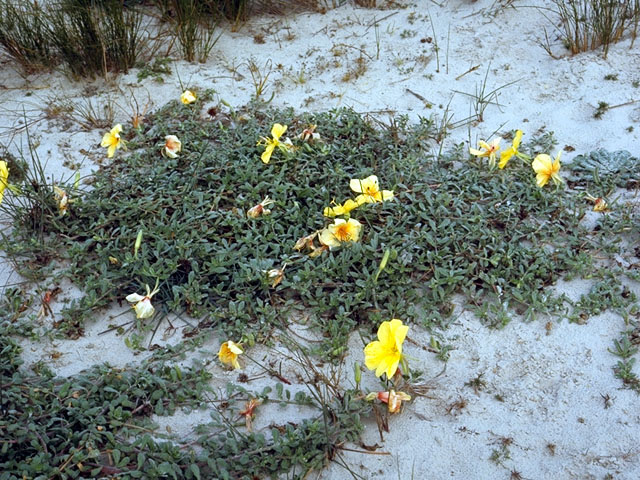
[470,137,501,169]
[218,341,243,369]
[258,124,292,164]
[364,319,409,379]
[349,175,394,203]
[498,130,523,169]
[0,160,8,204]
[163,135,182,158]
[532,152,563,187]
[323,197,366,217]
[101,124,125,158]
[126,282,160,319]
[54,186,69,216]
[180,90,196,105]
[319,218,362,249]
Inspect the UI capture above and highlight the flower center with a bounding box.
[334,224,353,241]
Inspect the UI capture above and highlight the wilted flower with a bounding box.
[532,152,563,187]
[126,282,160,319]
[319,218,362,249]
[585,193,608,212]
[101,124,125,158]
[296,124,321,143]
[247,196,275,218]
[498,130,524,169]
[349,175,394,204]
[218,340,243,369]
[470,137,501,169]
[364,319,409,379]
[264,263,286,288]
[258,123,292,164]
[239,398,262,431]
[293,231,328,257]
[180,90,196,105]
[54,186,69,216]
[368,390,412,413]
[163,135,182,158]
[0,160,8,204]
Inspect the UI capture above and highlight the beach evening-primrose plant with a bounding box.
[532,151,563,187]
[258,123,292,164]
[470,137,501,169]
[319,218,362,249]
[364,319,409,379]
[101,124,125,158]
[218,340,243,369]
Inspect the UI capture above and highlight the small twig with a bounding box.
[337,446,391,456]
[455,64,480,81]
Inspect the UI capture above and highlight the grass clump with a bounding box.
[0,0,57,73]
[550,0,640,58]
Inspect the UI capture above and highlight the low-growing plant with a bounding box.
[2,102,632,357]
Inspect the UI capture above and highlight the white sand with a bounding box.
[1,0,640,478]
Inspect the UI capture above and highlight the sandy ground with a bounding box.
[1,0,640,478]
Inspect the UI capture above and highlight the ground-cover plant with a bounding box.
[3,99,633,355]
[548,0,640,58]
[0,315,368,479]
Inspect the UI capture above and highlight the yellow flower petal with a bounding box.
[261,143,275,164]
[0,160,8,204]
[271,123,287,139]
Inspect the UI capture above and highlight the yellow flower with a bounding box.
[319,218,362,249]
[364,319,409,379]
[532,152,563,187]
[218,340,243,369]
[0,160,8,204]
[258,124,292,164]
[323,197,365,217]
[180,90,196,105]
[163,135,182,158]
[101,124,125,158]
[247,196,275,218]
[498,130,523,169]
[375,390,412,413]
[470,137,501,169]
[349,175,394,203]
[54,186,69,216]
[125,282,160,319]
